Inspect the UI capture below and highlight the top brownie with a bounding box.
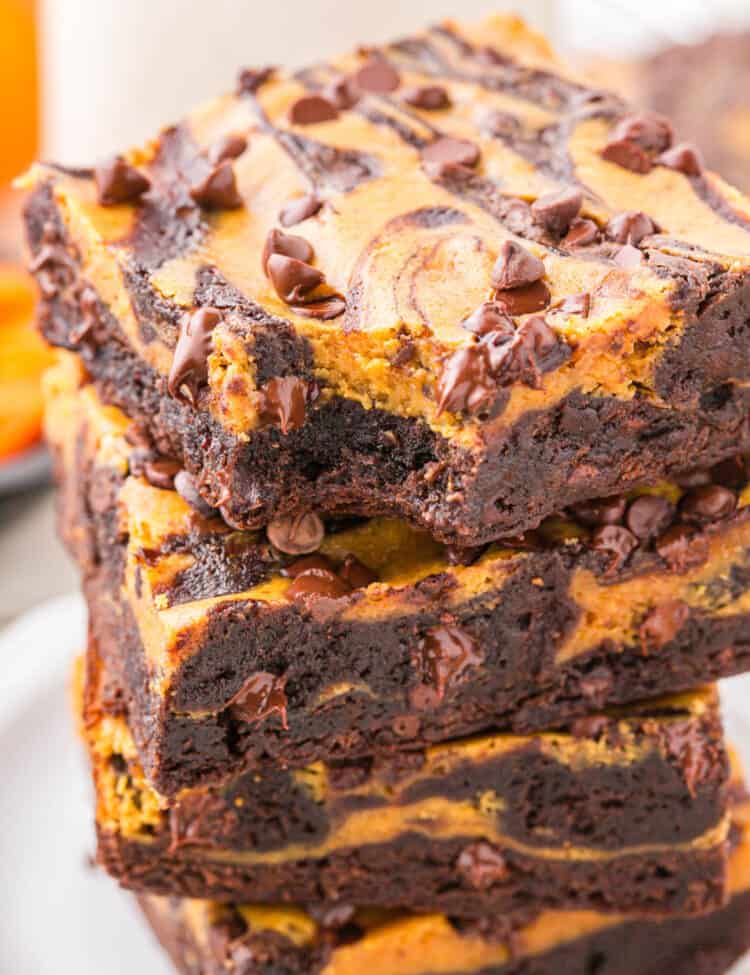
[22,14,750,545]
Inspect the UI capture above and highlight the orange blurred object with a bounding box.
[0,265,52,460]
[0,0,38,186]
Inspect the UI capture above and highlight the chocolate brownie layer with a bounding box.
[83,645,731,919]
[136,795,750,974]
[22,15,750,546]
[50,357,750,795]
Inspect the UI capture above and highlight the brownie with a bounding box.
[49,355,750,795]
[21,14,750,547]
[82,641,731,920]
[136,793,750,975]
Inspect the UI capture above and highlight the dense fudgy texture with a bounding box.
[24,15,750,546]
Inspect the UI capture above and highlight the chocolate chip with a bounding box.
[483,109,521,138]
[285,567,352,601]
[262,228,314,274]
[167,307,222,405]
[460,302,515,338]
[570,495,627,528]
[237,66,275,94]
[435,345,494,416]
[279,193,322,227]
[553,292,591,317]
[680,485,737,524]
[457,843,507,890]
[258,376,309,434]
[412,624,483,702]
[267,512,325,555]
[267,254,324,304]
[94,156,151,206]
[282,554,335,578]
[600,138,652,174]
[613,112,673,154]
[190,161,243,209]
[483,316,567,389]
[663,720,711,798]
[338,554,378,589]
[493,280,551,316]
[606,211,656,246]
[324,77,359,110]
[639,600,690,654]
[711,456,749,490]
[142,457,181,491]
[403,85,451,110]
[228,672,288,727]
[289,94,339,125]
[591,524,638,573]
[491,240,545,291]
[207,133,248,165]
[173,470,218,518]
[658,142,704,177]
[625,495,675,541]
[531,188,582,236]
[656,525,710,573]
[421,137,480,178]
[675,467,714,490]
[613,244,643,269]
[353,57,400,94]
[289,296,346,320]
[563,218,599,247]
[391,715,421,738]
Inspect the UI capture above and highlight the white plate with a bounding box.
[0,595,748,973]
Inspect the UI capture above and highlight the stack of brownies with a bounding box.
[22,14,750,975]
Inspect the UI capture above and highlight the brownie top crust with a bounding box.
[21,14,750,479]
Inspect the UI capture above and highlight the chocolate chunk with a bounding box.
[174,470,218,518]
[680,485,737,524]
[493,280,551,316]
[639,600,690,654]
[421,137,480,178]
[606,211,656,246]
[338,554,378,589]
[460,302,515,338]
[530,188,582,236]
[167,307,222,405]
[656,525,710,573]
[190,161,243,209]
[553,292,591,318]
[614,244,643,269]
[491,240,545,291]
[266,254,324,304]
[324,77,359,110]
[285,567,352,601]
[625,495,675,541]
[483,316,567,389]
[600,138,653,174]
[353,57,401,94]
[236,66,275,94]
[262,228,314,274]
[591,524,638,573]
[413,623,483,702]
[563,218,599,247]
[613,112,674,154]
[289,94,339,125]
[289,296,346,319]
[142,457,181,490]
[228,672,288,728]
[207,133,248,165]
[279,193,322,227]
[457,842,507,890]
[658,142,704,177]
[663,720,711,797]
[570,495,627,528]
[258,376,309,434]
[94,156,150,206]
[403,85,451,110]
[435,345,494,416]
[282,554,335,578]
[267,512,325,555]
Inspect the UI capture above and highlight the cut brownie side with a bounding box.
[48,355,750,794]
[137,794,750,975]
[22,14,750,546]
[83,643,731,919]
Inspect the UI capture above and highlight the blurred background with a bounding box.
[0,0,749,628]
